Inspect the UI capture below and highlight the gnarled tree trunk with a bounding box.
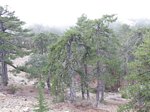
[66,39,76,103]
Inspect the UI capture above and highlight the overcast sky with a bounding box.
[1,0,150,27]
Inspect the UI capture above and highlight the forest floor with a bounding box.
[0,56,129,112]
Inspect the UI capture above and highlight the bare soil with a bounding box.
[0,56,128,112]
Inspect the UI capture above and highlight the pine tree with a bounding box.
[34,77,48,112]
[0,5,29,86]
[119,28,150,112]
[47,15,120,105]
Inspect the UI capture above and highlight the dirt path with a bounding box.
[0,56,128,112]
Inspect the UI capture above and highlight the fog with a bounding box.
[1,0,150,28]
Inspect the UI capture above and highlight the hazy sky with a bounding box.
[1,0,150,27]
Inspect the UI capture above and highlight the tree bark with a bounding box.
[0,21,8,86]
[84,63,90,99]
[100,80,105,102]
[46,71,51,95]
[96,79,101,107]
[81,80,85,100]
[96,61,100,107]
[1,51,8,86]
[86,83,90,99]
[66,39,76,103]
[69,73,76,103]
[95,48,105,106]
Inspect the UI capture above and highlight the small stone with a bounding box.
[23,107,30,112]
[0,93,6,97]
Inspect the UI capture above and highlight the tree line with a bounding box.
[0,6,149,111]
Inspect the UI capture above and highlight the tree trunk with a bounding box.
[95,60,105,106]
[84,63,90,99]
[46,71,51,95]
[1,51,8,86]
[86,83,90,99]
[81,81,85,100]
[66,39,76,103]
[100,80,105,103]
[96,61,100,107]
[96,79,101,107]
[69,73,76,103]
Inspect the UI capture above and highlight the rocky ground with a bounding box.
[0,56,128,112]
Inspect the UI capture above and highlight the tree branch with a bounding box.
[4,60,27,73]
